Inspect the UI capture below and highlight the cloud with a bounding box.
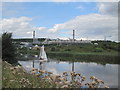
[1,17,34,38]
[47,2,118,41]
[1,2,118,41]
[49,24,65,32]
[48,13,118,41]
[1,13,118,41]
[37,27,48,31]
[0,16,60,39]
[97,2,118,16]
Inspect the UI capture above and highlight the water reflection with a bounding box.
[39,62,42,70]
[18,59,118,88]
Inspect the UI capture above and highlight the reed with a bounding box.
[2,61,56,88]
[3,61,109,88]
[47,52,119,64]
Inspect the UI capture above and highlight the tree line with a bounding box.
[2,32,17,64]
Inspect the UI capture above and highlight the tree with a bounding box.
[2,32,17,64]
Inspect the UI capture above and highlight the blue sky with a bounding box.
[1,2,118,41]
[3,2,98,27]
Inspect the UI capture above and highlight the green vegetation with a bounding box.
[2,32,17,64]
[47,52,119,64]
[44,42,119,64]
[13,38,46,43]
[46,41,120,64]
[45,41,119,54]
[3,61,109,88]
[16,40,119,64]
[2,61,56,88]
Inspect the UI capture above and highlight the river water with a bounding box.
[18,59,119,88]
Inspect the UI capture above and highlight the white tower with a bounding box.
[33,31,40,44]
[73,29,75,41]
[33,31,36,44]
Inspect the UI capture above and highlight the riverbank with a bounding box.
[17,43,119,64]
[2,61,56,88]
[47,52,119,64]
[2,61,110,88]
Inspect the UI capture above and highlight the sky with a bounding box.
[0,1,119,41]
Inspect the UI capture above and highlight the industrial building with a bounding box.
[42,38,91,45]
[33,30,91,45]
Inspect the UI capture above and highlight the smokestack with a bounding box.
[33,31,35,38]
[104,35,106,41]
[33,31,35,43]
[73,29,75,41]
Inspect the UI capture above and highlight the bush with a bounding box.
[64,49,71,51]
[93,48,103,52]
[50,47,56,51]
[2,32,17,64]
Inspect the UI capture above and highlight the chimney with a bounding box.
[33,31,35,43]
[73,29,75,41]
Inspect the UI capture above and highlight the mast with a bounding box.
[33,60,34,68]
[33,31,35,44]
[104,35,106,41]
[73,29,75,41]
[72,30,75,72]
[72,62,74,72]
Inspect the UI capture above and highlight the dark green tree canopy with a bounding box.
[2,32,17,64]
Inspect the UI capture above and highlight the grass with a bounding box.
[17,44,119,64]
[18,44,119,56]
[47,52,119,64]
[2,61,56,88]
[2,61,110,88]
[45,44,119,64]
[45,44,118,54]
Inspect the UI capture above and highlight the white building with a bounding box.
[42,38,91,45]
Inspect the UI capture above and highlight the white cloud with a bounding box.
[48,14,118,41]
[37,27,48,31]
[0,17,43,38]
[97,2,118,16]
[1,13,118,41]
[47,2,118,41]
[1,2,118,41]
[1,17,31,37]
[49,24,65,32]
[0,16,60,39]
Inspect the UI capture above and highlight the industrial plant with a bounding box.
[32,30,91,45]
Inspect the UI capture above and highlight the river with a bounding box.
[18,59,119,88]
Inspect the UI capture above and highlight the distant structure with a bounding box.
[42,30,91,45]
[73,29,75,41]
[33,31,40,44]
[33,31,35,43]
[42,38,91,45]
[104,35,106,41]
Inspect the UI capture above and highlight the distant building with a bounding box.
[32,45,40,50]
[33,31,40,44]
[19,42,33,48]
[33,38,40,44]
[94,43,98,45]
[42,38,91,45]
[42,30,91,45]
